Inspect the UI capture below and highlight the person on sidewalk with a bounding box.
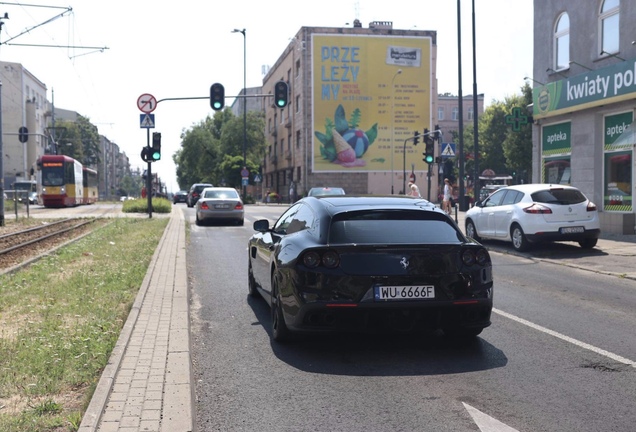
[443,178,452,214]
[408,181,421,198]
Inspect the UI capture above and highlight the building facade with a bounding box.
[0,61,49,189]
[531,0,635,234]
[261,23,439,202]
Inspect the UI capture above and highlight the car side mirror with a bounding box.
[253,219,270,232]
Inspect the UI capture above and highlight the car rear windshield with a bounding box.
[531,188,586,205]
[204,189,238,199]
[329,210,464,244]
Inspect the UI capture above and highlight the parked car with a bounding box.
[247,195,493,342]
[465,183,601,252]
[173,190,188,204]
[478,184,504,202]
[307,186,346,197]
[187,183,213,207]
[195,187,244,226]
[27,191,39,205]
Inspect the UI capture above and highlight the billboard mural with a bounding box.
[312,34,432,172]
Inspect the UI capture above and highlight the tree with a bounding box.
[501,83,533,184]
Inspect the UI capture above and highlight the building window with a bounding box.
[599,0,619,55]
[296,130,301,148]
[295,59,301,77]
[467,107,474,121]
[452,107,459,121]
[438,107,444,121]
[554,12,569,70]
[280,138,284,154]
[296,95,300,113]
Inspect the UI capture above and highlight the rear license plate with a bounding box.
[215,204,230,209]
[375,285,435,301]
[560,226,584,234]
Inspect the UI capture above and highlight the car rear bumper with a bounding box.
[526,228,600,243]
[284,299,493,334]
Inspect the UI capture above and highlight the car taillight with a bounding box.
[523,203,552,214]
[234,202,244,210]
[302,250,340,269]
[461,248,490,266]
[587,202,597,212]
[201,202,209,210]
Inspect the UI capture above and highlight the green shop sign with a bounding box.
[542,122,571,155]
[533,58,636,118]
[604,111,634,149]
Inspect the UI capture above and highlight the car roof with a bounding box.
[303,195,442,215]
[499,183,580,193]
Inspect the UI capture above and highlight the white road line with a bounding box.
[463,403,520,432]
[493,308,636,368]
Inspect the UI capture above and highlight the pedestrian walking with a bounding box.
[443,178,452,214]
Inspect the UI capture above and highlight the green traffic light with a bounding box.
[424,155,434,164]
[151,151,161,161]
[276,99,285,107]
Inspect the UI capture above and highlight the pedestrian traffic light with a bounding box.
[274,80,289,108]
[210,83,225,110]
[151,132,161,161]
[413,130,420,145]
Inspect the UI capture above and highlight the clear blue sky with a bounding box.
[1,0,532,192]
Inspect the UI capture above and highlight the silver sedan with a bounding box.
[195,187,244,226]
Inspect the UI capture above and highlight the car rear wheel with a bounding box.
[271,276,291,343]
[511,224,530,252]
[195,213,202,226]
[465,220,480,242]
[248,260,258,298]
[579,238,598,249]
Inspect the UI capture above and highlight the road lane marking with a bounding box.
[463,403,520,432]
[493,308,636,368]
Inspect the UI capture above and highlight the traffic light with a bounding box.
[274,80,289,108]
[423,129,434,164]
[151,132,162,161]
[434,124,442,141]
[18,126,28,143]
[210,83,225,110]
[141,146,152,163]
[413,130,420,145]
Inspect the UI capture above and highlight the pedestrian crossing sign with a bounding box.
[441,143,456,157]
[140,114,155,128]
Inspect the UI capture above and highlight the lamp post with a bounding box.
[390,69,402,194]
[232,28,247,198]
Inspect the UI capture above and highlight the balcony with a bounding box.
[270,128,277,137]
[284,118,292,128]
[270,154,278,165]
[284,151,292,161]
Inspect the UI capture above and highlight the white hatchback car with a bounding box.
[465,184,600,251]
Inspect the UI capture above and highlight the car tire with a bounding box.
[237,219,244,226]
[248,260,259,298]
[465,220,481,242]
[511,224,530,252]
[579,238,598,249]
[195,214,202,226]
[271,275,291,343]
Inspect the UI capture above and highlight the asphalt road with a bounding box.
[186,205,636,432]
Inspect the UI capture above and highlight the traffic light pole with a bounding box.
[146,128,152,219]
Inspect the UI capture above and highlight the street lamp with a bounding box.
[391,69,402,194]
[232,28,247,198]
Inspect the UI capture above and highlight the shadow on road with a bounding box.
[247,295,508,377]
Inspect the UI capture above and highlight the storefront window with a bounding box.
[544,157,571,184]
[604,151,632,211]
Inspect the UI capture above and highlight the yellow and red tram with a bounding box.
[39,155,97,207]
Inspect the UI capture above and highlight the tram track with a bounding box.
[0,217,102,273]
